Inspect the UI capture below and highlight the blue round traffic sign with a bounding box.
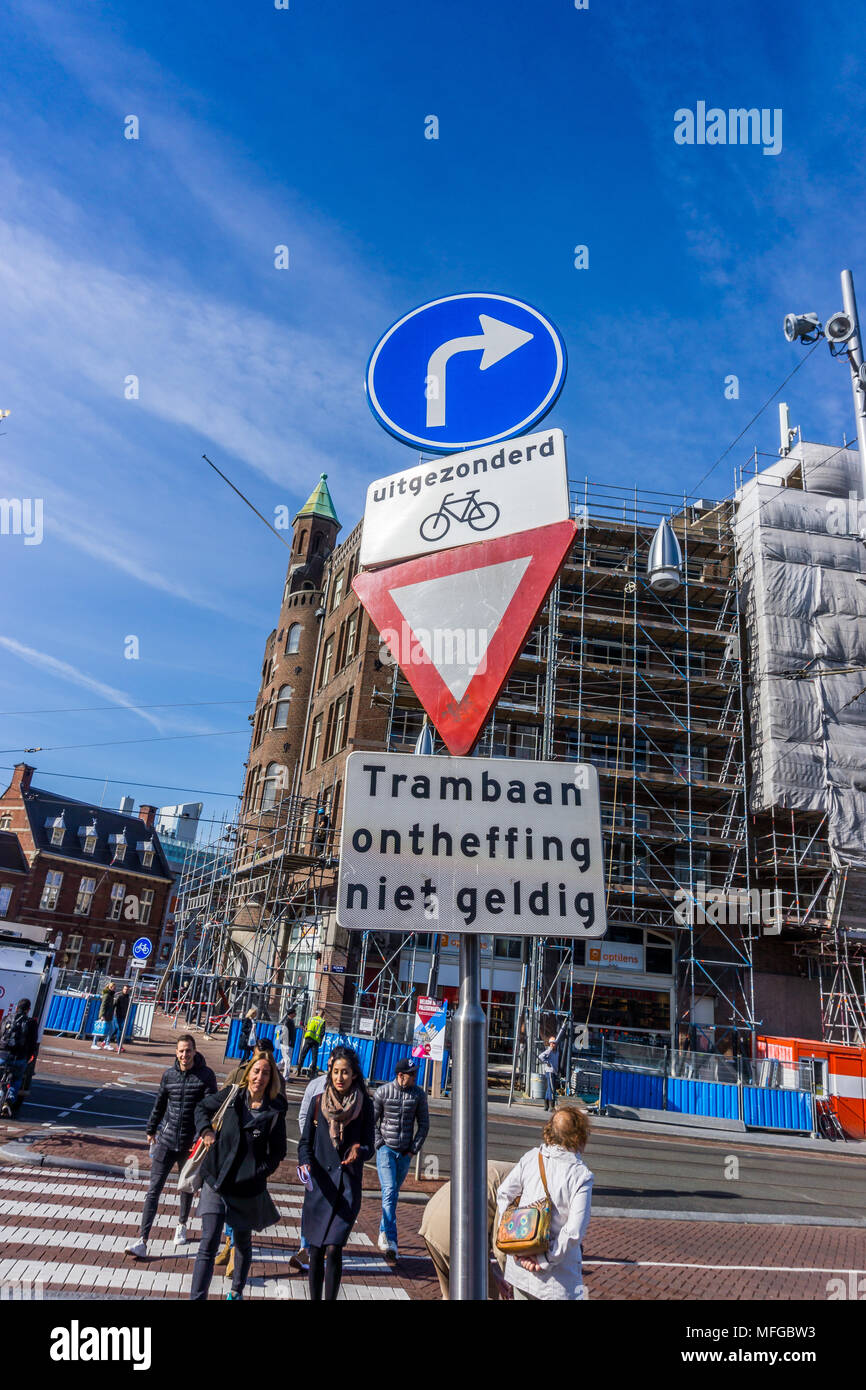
[366,292,567,453]
[132,937,152,960]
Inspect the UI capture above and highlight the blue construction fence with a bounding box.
[600,1067,814,1132]
[225,1018,449,1089]
[43,992,140,1039]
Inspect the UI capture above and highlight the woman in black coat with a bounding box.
[297,1045,375,1300]
[189,1053,288,1301]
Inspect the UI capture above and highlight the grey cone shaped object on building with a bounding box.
[647,516,683,594]
[414,720,435,756]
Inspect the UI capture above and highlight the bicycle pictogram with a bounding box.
[419,489,500,543]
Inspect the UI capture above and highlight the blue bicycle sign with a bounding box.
[132,937,152,960]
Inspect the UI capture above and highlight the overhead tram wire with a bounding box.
[0,729,250,754]
[0,764,242,799]
[0,699,254,717]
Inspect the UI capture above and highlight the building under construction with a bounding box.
[169,438,866,1066]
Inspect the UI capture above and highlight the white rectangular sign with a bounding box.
[337,751,606,938]
[359,428,569,569]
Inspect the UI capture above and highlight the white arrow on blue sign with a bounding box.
[132,937,152,960]
[365,293,567,453]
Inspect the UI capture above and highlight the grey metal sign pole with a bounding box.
[450,932,488,1300]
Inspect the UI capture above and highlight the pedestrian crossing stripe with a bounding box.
[0,1257,409,1300]
[0,1200,371,1245]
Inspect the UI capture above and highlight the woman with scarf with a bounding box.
[297,1045,375,1300]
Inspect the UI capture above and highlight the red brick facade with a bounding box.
[0,764,173,975]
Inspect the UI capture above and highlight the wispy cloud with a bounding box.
[0,637,166,730]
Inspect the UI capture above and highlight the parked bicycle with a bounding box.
[420,490,500,542]
[815,1097,846,1141]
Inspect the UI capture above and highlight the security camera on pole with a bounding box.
[340,293,606,1301]
[784,269,866,498]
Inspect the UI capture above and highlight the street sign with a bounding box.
[412,995,447,1063]
[130,958,148,969]
[352,520,576,755]
[336,751,606,938]
[359,428,569,569]
[365,293,567,452]
[132,937,152,961]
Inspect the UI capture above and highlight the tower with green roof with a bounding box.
[239,474,341,832]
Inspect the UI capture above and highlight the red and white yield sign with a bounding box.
[352,520,576,755]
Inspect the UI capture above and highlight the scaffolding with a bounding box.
[169,456,866,1067]
[382,477,756,1077]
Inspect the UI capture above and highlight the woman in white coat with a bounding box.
[496,1105,593,1300]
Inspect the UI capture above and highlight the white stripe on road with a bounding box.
[0,1258,408,1300]
[0,1202,370,1246]
[0,1226,383,1266]
[0,1177,302,1208]
[584,1259,866,1274]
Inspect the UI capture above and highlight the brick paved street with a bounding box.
[3,1014,865,1301]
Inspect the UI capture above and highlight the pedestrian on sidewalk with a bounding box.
[92,980,116,1050]
[125,1034,217,1258]
[419,1159,515,1300]
[539,1034,561,1111]
[189,1052,288,1301]
[279,1007,297,1080]
[373,1058,429,1263]
[215,1039,287,1276]
[0,998,39,1116]
[114,985,131,1050]
[297,1045,374,1301]
[238,1007,258,1063]
[227,1037,286,1094]
[295,1010,325,1077]
[495,1106,593,1301]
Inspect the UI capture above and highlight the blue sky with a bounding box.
[0,0,863,835]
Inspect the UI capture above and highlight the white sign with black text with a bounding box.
[337,751,606,938]
[359,428,569,569]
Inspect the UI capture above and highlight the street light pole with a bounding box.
[840,270,866,496]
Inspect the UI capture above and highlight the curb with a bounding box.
[0,1143,432,1202]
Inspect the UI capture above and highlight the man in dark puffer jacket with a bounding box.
[125,1034,217,1258]
[373,1058,430,1262]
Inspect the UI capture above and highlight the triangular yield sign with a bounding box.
[352,520,577,755]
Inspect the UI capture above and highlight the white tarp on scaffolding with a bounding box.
[734,442,866,868]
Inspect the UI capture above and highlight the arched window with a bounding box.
[260,763,283,811]
[273,685,292,728]
[286,624,301,654]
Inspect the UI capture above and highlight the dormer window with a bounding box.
[79,822,98,855]
[110,833,127,862]
[137,840,155,868]
[46,814,66,847]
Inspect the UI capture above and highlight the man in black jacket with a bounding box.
[0,999,39,1116]
[373,1059,430,1262]
[125,1034,217,1258]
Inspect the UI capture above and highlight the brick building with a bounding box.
[0,764,174,974]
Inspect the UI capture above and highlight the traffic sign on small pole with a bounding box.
[360,293,579,1300]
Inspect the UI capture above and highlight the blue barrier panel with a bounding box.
[744,1085,812,1132]
[44,993,87,1033]
[600,1069,664,1111]
[666,1078,739,1120]
[222,1020,448,1088]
